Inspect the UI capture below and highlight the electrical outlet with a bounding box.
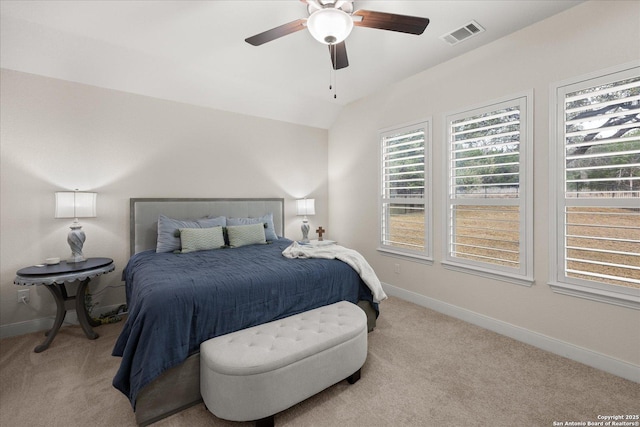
[17,289,30,304]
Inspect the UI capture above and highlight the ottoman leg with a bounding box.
[256,415,274,427]
[347,368,361,384]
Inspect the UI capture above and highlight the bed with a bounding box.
[112,198,379,426]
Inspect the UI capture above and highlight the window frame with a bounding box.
[378,119,433,262]
[443,91,534,286]
[548,62,640,309]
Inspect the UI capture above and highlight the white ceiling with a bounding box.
[0,0,583,129]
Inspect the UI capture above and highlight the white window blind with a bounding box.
[557,69,640,293]
[445,94,532,283]
[451,107,521,200]
[380,122,431,259]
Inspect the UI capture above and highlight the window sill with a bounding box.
[441,261,534,287]
[548,281,640,310]
[377,247,433,265]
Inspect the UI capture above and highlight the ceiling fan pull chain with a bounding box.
[332,45,337,99]
[329,52,336,98]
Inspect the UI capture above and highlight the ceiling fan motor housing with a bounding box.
[307,7,354,45]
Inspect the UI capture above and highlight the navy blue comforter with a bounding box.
[112,238,374,407]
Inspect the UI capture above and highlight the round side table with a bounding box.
[14,257,115,353]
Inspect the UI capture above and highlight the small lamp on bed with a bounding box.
[55,190,97,263]
[296,198,315,243]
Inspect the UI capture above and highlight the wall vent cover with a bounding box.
[440,20,485,45]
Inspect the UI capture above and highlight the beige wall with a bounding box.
[0,69,328,330]
[328,1,640,367]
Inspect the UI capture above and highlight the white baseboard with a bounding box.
[382,282,639,383]
[0,303,126,340]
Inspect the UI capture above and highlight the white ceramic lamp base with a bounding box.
[67,223,86,263]
[301,219,310,243]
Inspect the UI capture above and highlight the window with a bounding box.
[379,121,432,260]
[444,93,533,285]
[550,64,640,309]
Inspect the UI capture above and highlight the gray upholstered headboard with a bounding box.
[130,198,285,255]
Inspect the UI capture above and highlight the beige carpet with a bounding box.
[1,297,637,427]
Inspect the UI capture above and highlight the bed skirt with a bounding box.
[134,300,377,426]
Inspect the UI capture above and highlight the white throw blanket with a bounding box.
[282,241,387,303]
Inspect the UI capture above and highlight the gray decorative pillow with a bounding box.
[226,223,267,248]
[227,213,278,241]
[178,227,225,253]
[156,215,226,253]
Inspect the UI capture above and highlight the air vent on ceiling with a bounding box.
[440,20,485,45]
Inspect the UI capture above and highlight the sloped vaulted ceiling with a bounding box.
[0,1,583,129]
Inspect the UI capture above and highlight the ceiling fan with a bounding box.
[245,0,430,70]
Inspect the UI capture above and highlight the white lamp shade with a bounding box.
[296,199,316,216]
[55,192,97,218]
[307,8,354,45]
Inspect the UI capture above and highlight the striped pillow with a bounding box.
[226,223,267,248]
[227,213,278,241]
[156,215,226,253]
[178,226,225,253]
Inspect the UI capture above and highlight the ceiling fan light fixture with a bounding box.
[307,8,353,45]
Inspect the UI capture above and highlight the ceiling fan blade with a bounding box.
[329,41,349,70]
[353,10,430,35]
[245,19,307,46]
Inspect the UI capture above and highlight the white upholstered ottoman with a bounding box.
[200,301,368,426]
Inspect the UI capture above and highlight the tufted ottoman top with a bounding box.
[200,301,367,376]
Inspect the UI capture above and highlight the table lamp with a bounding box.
[296,198,315,243]
[55,191,97,263]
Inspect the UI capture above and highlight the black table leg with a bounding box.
[75,278,99,340]
[34,280,99,353]
[35,285,66,353]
